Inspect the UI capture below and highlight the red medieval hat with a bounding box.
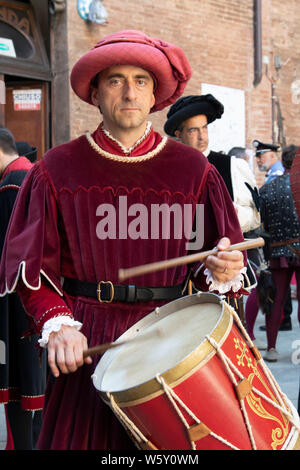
[70,30,192,113]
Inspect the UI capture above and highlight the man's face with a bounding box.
[91,64,155,135]
[175,114,209,153]
[256,151,275,172]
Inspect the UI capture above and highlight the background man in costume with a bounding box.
[164,94,259,325]
[164,94,261,236]
[0,31,246,450]
[289,145,300,417]
[253,140,284,184]
[228,146,253,165]
[259,145,300,362]
[250,140,293,346]
[0,127,46,449]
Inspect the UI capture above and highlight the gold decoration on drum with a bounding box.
[234,337,289,450]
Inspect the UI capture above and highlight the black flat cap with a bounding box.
[16,141,38,163]
[164,94,224,137]
[253,140,280,156]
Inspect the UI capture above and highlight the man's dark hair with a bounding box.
[228,146,247,159]
[282,144,299,169]
[0,127,17,155]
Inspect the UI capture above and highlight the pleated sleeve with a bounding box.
[0,162,63,296]
[0,162,77,335]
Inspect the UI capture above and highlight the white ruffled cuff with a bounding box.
[204,266,247,294]
[38,316,83,348]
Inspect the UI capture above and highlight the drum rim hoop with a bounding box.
[95,293,233,405]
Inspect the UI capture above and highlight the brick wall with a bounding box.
[271,0,300,144]
[66,0,300,187]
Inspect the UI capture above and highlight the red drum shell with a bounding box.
[93,293,300,450]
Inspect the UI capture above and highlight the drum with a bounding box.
[92,292,300,450]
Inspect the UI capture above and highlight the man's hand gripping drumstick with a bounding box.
[119,236,251,282]
[47,325,93,378]
[203,237,245,283]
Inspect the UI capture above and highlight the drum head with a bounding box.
[93,293,232,398]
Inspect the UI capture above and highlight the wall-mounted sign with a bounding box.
[77,0,108,24]
[201,83,246,154]
[13,89,42,111]
[0,37,16,57]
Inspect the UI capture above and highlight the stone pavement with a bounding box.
[0,301,299,451]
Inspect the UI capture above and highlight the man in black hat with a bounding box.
[253,140,284,184]
[164,94,261,328]
[164,94,234,198]
[164,94,261,237]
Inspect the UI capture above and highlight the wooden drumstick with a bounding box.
[83,328,164,358]
[118,237,265,281]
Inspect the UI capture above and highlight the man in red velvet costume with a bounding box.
[0,31,247,450]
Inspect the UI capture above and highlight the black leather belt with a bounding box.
[63,277,184,303]
[270,237,300,248]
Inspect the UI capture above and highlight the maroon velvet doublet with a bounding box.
[0,130,244,449]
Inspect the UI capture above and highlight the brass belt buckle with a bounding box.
[97,281,114,303]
